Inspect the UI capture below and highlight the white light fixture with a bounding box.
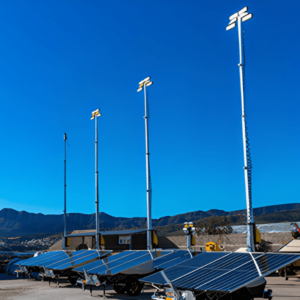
[91,108,101,120]
[137,77,153,92]
[239,6,248,14]
[139,76,151,85]
[229,6,248,20]
[242,13,253,22]
[226,23,236,31]
[226,6,252,31]
[229,18,237,25]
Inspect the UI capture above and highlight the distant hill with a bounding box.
[0,203,300,238]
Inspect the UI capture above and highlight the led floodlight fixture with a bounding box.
[227,6,252,31]
[91,109,101,120]
[139,76,151,85]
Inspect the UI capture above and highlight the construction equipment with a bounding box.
[205,235,224,252]
[291,223,300,239]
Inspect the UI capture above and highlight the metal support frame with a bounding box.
[63,133,67,250]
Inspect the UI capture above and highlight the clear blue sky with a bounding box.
[0,0,299,218]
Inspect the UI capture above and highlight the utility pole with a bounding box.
[226,7,255,252]
[63,133,67,250]
[91,109,101,250]
[137,77,154,250]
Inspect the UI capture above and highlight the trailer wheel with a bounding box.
[113,282,126,294]
[125,277,143,297]
[68,274,78,286]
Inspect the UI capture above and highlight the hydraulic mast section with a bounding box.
[63,133,67,250]
[144,84,152,250]
[137,77,154,250]
[237,12,255,252]
[91,109,101,250]
[226,7,255,252]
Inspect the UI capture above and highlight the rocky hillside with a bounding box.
[0,203,300,238]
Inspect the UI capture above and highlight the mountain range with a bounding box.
[1,203,300,238]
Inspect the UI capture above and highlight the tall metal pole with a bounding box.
[63,133,67,250]
[237,16,255,252]
[144,83,152,250]
[95,115,100,250]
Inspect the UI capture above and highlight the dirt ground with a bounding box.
[1,274,300,299]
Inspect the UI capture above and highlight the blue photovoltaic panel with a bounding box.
[33,252,71,267]
[18,251,68,267]
[104,252,153,275]
[254,253,300,276]
[153,250,196,270]
[44,250,89,269]
[46,250,111,270]
[172,253,257,292]
[44,250,88,269]
[73,250,174,276]
[84,251,150,275]
[141,252,300,293]
[143,252,227,285]
[74,250,138,274]
[15,251,61,266]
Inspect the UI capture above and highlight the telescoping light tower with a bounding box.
[226,7,255,252]
[91,108,101,250]
[137,77,153,250]
[62,133,67,250]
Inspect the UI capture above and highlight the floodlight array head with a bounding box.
[91,108,101,120]
[137,76,153,92]
[226,6,253,31]
[183,222,195,235]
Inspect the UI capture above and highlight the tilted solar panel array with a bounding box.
[153,250,195,270]
[45,250,111,270]
[141,252,300,293]
[74,250,137,274]
[73,250,191,276]
[15,251,68,267]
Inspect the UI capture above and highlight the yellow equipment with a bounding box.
[152,231,158,246]
[254,224,262,245]
[205,234,224,252]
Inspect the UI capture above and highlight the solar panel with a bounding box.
[17,251,68,267]
[73,250,179,276]
[76,250,152,275]
[141,252,300,293]
[15,251,60,266]
[73,250,138,274]
[45,250,111,270]
[153,250,195,270]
